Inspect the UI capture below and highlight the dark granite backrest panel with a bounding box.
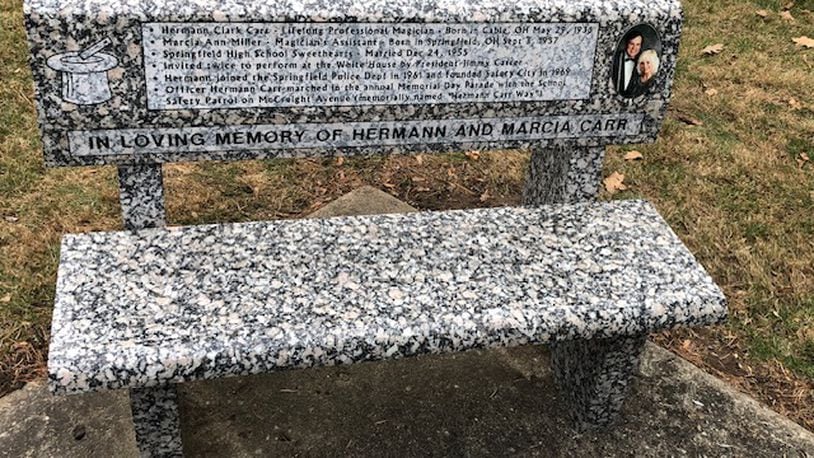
[24,0,683,167]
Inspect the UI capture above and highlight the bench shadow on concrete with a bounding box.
[179,344,812,457]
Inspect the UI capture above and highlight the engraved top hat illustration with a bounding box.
[47,38,119,105]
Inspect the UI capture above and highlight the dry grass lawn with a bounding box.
[1,0,813,430]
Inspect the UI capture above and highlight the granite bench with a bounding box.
[49,200,726,454]
[22,0,728,454]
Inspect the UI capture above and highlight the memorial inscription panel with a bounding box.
[144,22,598,109]
[70,114,643,156]
[24,0,684,166]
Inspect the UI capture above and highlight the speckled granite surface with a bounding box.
[24,0,682,166]
[118,164,165,231]
[49,199,725,395]
[523,145,605,204]
[551,334,646,428]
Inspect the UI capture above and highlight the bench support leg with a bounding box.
[523,145,605,205]
[130,386,183,457]
[551,334,646,429]
[118,164,166,230]
[119,165,177,455]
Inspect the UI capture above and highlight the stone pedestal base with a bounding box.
[130,386,183,457]
[551,335,647,428]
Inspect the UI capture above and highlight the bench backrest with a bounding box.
[24,0,682,228]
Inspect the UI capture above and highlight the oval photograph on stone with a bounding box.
[612,24,662,98]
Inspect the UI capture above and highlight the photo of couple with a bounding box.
[612,25,662,98]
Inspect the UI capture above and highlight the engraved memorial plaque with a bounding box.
[23,0,683,166]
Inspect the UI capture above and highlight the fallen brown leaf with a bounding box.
[780,10,795,21]
[789,98,802,110]
[705,88,719,97]
[675,113,704,126]
[624,150,644,161]
[479,190,490,202]
[335,156,345,166]
[0,294,10,303]
[793,36,814,48]
[603,171,628,194]
[464,151,480,161]
[701,43,725,55]
[756,9,769,18]
[415,154,424,165]
[798,153,810,168]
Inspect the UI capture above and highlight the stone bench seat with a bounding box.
[49,199,726,395]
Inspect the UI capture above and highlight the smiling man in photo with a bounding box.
[613,30,643,96]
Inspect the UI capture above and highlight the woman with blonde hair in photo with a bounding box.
[628,49,660,97]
